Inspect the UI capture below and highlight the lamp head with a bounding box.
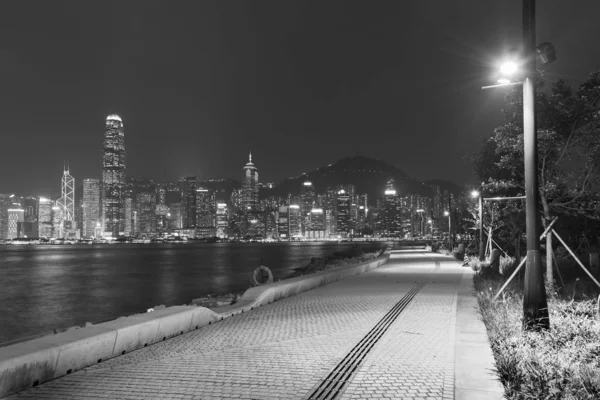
[499,60,519,76]
[471,190,480,198]
[444,211,449,216]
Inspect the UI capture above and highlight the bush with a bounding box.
[499,256,519,277]
[475,274,600,399]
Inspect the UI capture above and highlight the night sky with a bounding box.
[2,0,600,197]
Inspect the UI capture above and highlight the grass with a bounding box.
[473,256,600,399]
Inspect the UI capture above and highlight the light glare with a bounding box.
[500,61,518,76]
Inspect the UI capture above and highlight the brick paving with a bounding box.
[7,251,470,400]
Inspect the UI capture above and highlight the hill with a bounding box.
[261,155,462,201]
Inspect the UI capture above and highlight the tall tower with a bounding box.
[179,177,197,229]
[60,165,75,223]
[242,152,259,211]
[382,178,401,237]
[102,114,126,237]
[82,178,101,238]
[56,164,75,238]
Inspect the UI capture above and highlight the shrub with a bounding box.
[499,255,518,276]
[474,274,600,399]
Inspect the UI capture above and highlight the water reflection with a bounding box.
[0,242,382,343]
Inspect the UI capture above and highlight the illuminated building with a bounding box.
[307,208,326,239]
[230,188,242,209]
[21,197,38,238]
[156,184,167,206]
[169,203,182,230]
[102,114,126,237]
[381,179,402,237]
[52,205,63,238]
[0,194,12,239]
[325,209,334,236]
[179,177,197,228]
[7,207,24,239]
[288,204,302,237]
[216,203,228,238]
[356,193,368,231]
[300,180,315,216]
[56,166,78,238]
[265,210,278,239]
[124,198,133,236]
[277,206,289,238]
[155,204,170,236]
[82,178,101,238]
[136,192,156,237]
[336,190,351,236]
[38,197,54,238]
[242,152,259,211]
[196,188,216,228]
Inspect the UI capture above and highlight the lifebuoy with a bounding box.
[251,265,273,286]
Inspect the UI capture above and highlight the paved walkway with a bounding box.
[6,251,504,400]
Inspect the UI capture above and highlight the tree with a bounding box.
[472,72,600,292]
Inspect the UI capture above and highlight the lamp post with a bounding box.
[471,190,484,261]
[444,211,452,250]
[481,0,550,331]
[521,0,549,331]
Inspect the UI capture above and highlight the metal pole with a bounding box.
[522,0,549,331]
[479,195,484,261]
[494,217,558,301]
[448,214,452,250]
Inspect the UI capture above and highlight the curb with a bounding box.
[0,251,390,398]
[454,268,505,400]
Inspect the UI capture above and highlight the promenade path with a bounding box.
[6,251,504,400]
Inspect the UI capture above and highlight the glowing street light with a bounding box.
[499,60,519,76]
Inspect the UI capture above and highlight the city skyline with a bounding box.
[3,1,600,196]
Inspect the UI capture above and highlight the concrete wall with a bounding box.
[0,251,390,398]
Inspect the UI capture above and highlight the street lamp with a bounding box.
[444,210,452,249]
[481,0,551,331]
[471,190,484,261]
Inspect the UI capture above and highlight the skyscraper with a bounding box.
[288,204,302,237]
[21,196,38,238]
[136,191,156,237]
[124,198,133,236]
[7,207,24,239]
[56,166,76,238]
[0,194,12,239]
[179,177,197,229]
[277,206,289,239]
[336,190,351,236]
[381,179,402,237]
[196,188,216,228]
[242,152,259,211]
[102,114,126,237]
[38,197,54,238]
[216,203,228,238]
[300,181,315,216]
[82,178,101,238]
